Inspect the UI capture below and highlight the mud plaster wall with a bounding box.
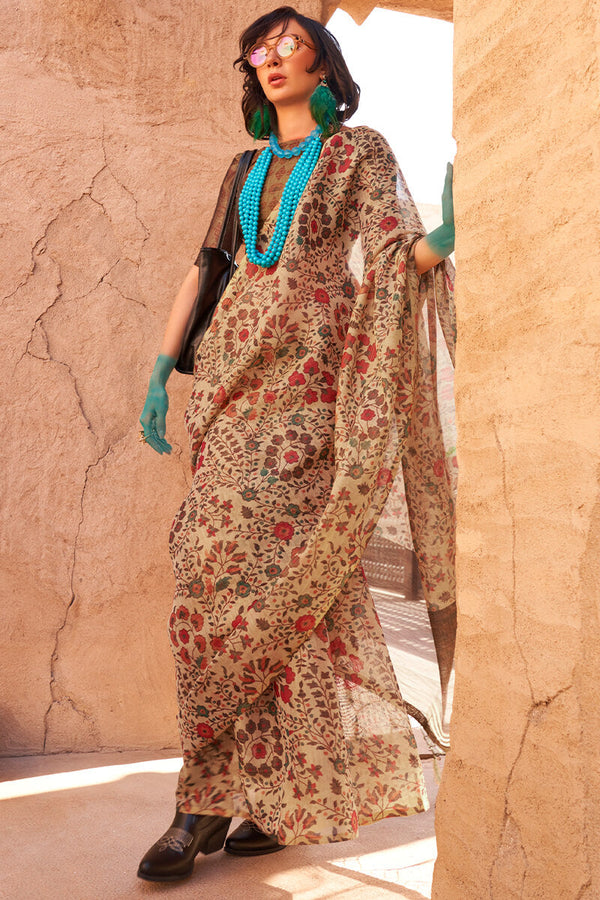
[3,0,600,894]
[0,0,327,755]
[432,0,600,897]
[0,0,452,758]
[334,0,452,24]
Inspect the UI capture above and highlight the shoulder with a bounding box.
[230,149,251,169]
[338,125,393,149]
[217,151,244,183]
[217,149,257,189]
[227,148,257,170]
[325,126,396,166]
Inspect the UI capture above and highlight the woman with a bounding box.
[137,6,456,883]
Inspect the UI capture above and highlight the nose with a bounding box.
[265,45,281,66]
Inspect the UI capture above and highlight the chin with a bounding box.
[265,86,289,103]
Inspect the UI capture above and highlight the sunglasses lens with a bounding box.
[249,45,267,67]
[277,35,296,58]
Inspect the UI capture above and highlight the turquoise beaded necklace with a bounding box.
[238,125,322,268]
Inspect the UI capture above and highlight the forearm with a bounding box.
[414,224,455,276]
[158,265,200,358]
[414,162,455,276]
[414,236,447,276]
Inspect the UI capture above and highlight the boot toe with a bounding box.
[137,814,231,881]
[137,835,195,882]
[137,853,193,882]
[224,820,285,856]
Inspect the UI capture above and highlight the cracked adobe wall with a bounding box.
[3,0,600,894]
[432,0,600,897]
[0,0,323,754]
[333,0,452,23]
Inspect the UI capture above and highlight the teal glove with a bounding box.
[139,354,177,455]
[424,162,455,258]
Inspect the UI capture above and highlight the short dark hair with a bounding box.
[234,6,360,139]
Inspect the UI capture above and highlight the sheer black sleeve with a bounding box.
[194,152,244,264]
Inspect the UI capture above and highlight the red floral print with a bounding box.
[380,215,398,231]
[295,614,316,632]
[196,723,214,740]
[169,126,456,847]
[273,522,294,541]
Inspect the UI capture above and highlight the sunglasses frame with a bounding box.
[246,33,317,68]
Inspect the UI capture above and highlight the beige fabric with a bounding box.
[171,126,456,844]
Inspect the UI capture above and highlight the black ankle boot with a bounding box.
[137,811,232,882]
[224,819,286,856]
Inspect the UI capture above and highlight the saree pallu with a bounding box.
[167,126,456,845]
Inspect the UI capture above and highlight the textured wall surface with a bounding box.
[432,0,600,897]
[334,0,452,24]
[0,0,323,755]
[0,0,442,757]
[3,0,600,895]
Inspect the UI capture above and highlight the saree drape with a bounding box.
[167,126,456,845]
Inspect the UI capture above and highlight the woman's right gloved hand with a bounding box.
[139,354,177,455]
[424,162,455,258]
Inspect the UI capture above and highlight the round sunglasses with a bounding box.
[246,33,316,68]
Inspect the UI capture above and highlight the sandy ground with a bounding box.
[0,749,442,900]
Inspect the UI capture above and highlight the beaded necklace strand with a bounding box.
[238,125,322,268]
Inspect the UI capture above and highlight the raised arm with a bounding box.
[413,163,454,275]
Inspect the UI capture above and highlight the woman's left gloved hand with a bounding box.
[424,162,454,258]
[139,354,177,455]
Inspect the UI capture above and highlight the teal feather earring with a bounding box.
[309,76,338,135]
[249,105,271,140]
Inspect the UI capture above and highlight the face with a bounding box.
[253,19,324,110]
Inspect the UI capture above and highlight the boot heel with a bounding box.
[203,817,232,855]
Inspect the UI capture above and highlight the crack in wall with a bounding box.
[14,122,154,752]
[575,465,600,896]
[3,189,94,307]
[94,121,151,257]
[17,271,110,436]
[489,684,574,898]
[100,268,149,309]
[42,444,112,752]
[7,117,186,755]
[489,421,573,897]
[10,247,62,378]
[164,438,192,490]
[576,879,593,899]
[100,119,108,169]
[3,262,37,302]
[101,167,150,247]
[5,122,149,309]
[493,421,534,699]
[14,130,152,413]
[43,326,96,436]
[573,665,595,899]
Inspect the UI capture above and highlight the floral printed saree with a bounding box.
[167,126,456,845]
